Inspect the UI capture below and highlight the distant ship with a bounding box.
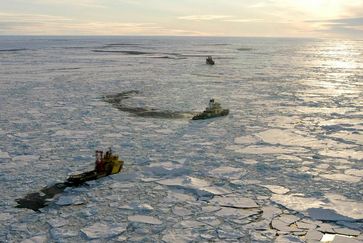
[206,56,215,65]
[192,99,229,120]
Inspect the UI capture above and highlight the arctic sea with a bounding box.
[0,36,362,242]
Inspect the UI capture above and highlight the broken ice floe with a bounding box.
[0,151,11,159]
[128,215,162,225]
[256,129,319,148]
[162,228,197,243]
[156,176,231,197]
[0,212,12,222]
[226,145,308,154]
[80,222,127,239]
[345,169,363,177]
[47,218,69,228]
[50,227,78,239]
[209,166,245,179]
[172,206,193,217]
[210,195,258,209]
[55,195,87,206]
[12,155,40,163]
[234,135,261,144]
[271,192,363,221]
[20,235,47,243]
[117,202,154,212]
[320,173,361,183]
[215,207,260,218]
[319,149,363,161]
[262,185,290,194]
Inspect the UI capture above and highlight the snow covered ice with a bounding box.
[1,36,363,242]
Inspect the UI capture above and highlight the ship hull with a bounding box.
[192,109,229,120]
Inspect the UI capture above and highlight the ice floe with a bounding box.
[128,215,162,225]
[262,185,290,194]
[216,207,259,219]
[320,173,361,183]
[55,195,87,206]
[0,151,11,159]
[272,192,363,221]
[256,129,319,148]
[156,176,230,197]
[210,195,258,209]
[234,135,261,144]
[209,166,245,179]
[172,206,192,217]
[227,145,308,154]
[319,149,363,161]
[345,169,363,177]
[0,213,12,221]
[271,193,325,212]
[80,222,127,239]
[50,227,78,240]
[12,155,40,163]
[21,235,47,243]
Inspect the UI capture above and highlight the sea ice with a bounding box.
[331,235,362,243]
[0,151,11,159]
[256,129,319,148]
[80,222,127,239]
[128,215,162,225]
[47,218,69,228]
[334,227,361,237]
[20,235,47,243]
[271,218,299,232]
[305,229,324,241]
[0,213,12,221]
[156,176,224,197]
[172,206,192,217]
[55,195,87,206]
[277,154,302,161]
[118,203,154,212]
[164,190,196,202]
[12,155,40,162]
[215,207,260,218]
[157,176,210,187]
[209,166,245,179]
[345,169,363,177]
[227,145,307,154]
[50,227,78,239]
[320,173,361,183]
[261,206,282,220]
[161,228,196,243]
[262,185,290,194]
[199,186,232,196]
[275,235,304,243]
[325,193,363,220]
[271,193,325,212]
[234,135,261,144]
[179,220,206,228]
[321,233,336,242]
[319,149,363,161]
[210,195,258,209]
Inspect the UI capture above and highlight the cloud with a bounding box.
[307,17,363,37]
[0,12,73,22]
[178,15,265,24]
[33,0,108,9]
[224,18,264,23]
[0,12,207,35]
[178,15,231,21]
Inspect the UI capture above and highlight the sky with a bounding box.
[0,0,362,38]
